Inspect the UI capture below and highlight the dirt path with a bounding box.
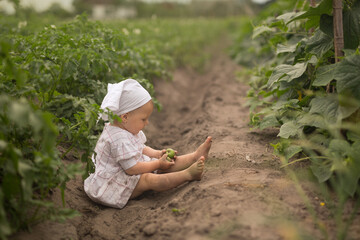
[12,40,359,240]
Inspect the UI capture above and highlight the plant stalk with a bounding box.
[328,0,344,93]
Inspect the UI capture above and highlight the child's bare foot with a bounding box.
[194,136,212,160]
[186,157,205,181]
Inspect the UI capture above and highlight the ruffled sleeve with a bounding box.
[138,130,147,145]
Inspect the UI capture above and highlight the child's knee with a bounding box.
[141,173,157,188]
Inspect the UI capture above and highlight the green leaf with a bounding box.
[252,26,275,39]
[0,190,12,238]
[343,2,360,49]
[276,43,297,55]
[347,131,360,142]
[309,96,340,123]
[309,95,359,124]
[268,63,308,87]
[2,173,21,197]
[305,29,333,57]
[335,55,360,100]
[310,161,332,183]
[349,141,360,161]
[92,59,102,75]
[329,139,351,158]
[337,160,360,197]
[338,94,360,119]
[259,114,280,130]
[291,0,332,23]
[272,99,298,111]
[309,95,358,123]
[62,60,77,80]
[278,121,300,139]
[284,145,302,160]
[268,67,287,87]
[308,132,331,148]
[298,112,327,129]
[305,15,322,30]
[313,64,338,86]
[276,11,305,25]
[8,100,30,127]
[280,63,308,81]
[332,140,360,197]
[79,54,89,70]
[319,14,333,37]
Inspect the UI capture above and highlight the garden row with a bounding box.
[0,13,229,238]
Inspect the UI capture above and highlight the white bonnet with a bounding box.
[100,79,152,121]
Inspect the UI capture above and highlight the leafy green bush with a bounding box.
[237,0,360,198]
[1,14,173,180]
[0,94,81,238]
[231,0,360,238]
[0,38,82,238]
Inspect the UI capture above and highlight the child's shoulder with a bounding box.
[102,124,130,140]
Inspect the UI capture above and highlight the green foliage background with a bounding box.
[230,0,360,238]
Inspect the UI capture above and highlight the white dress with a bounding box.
[84,123,152,208]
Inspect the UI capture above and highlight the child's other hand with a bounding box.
[159,149,166,158]
[158,154,175,170]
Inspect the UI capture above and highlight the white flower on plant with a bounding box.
[133,28,141,35]
[50,25,56,29]
[122,28,129,35]
[17,21,27,29]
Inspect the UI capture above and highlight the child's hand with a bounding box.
[158,154,175,170]
[159,149,167,158]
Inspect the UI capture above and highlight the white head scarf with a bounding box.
[100,79,152,121]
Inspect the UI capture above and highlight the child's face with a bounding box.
[122,100,153,135]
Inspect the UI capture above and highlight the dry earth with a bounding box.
[12,40,360,240]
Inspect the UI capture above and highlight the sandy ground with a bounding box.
[12,40,360,240]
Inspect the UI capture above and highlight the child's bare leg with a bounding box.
[130,157,205,199]
[164,136,212,172]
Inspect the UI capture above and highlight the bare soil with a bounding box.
[12,40,360,240]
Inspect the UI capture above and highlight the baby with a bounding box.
[84,79,212,208]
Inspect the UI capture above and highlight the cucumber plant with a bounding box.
[232,0,360,238]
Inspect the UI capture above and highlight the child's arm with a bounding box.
[125,154,174,176]
[143,146,165,159]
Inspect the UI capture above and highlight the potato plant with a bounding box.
[0,13,228,238]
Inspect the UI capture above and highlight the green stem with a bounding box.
[61,143,75,159]
[47,60,64,103]
[69,121,82,131]
[28,204,41,224]
[337,188,360,240]
[280,156,329,168]
[273,31,308,36]
[280,156,329,238]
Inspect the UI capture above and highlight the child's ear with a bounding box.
[121,113,128,122]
